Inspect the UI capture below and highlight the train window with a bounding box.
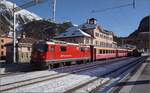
[106,50,108,54]
[61,46,67,52]
[99,50,102,54]
[103,50,105,54]
[50,46,55,52]
[80,47,85,52]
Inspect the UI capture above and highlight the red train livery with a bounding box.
[31,40,131,67]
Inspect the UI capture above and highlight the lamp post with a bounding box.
[12,0,47,63]
[148,15,150,57]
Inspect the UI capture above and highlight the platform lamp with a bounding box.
[148,15,150,57]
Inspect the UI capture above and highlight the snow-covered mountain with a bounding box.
[0,0,42,35]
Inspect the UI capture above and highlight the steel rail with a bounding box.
[63,57,147,93]
[0,57,131,92]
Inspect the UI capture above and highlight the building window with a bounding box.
[1,39,4,43]
[95,41,98,45]
[1,45,4,49]
[27,47,30,51]
[104,35,106,39]
[86,38,89,44]
[1,51,4,56]
[100,34,103,38]
[95,32,99,37]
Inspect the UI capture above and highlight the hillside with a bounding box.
[128,15,150,38]
[0,0,41,35]
[21,20,73,40]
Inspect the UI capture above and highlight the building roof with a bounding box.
[55,18,114,39]
[54,26,91,38]
[18,37,36,44]
[79,23,97,30]
[5,37,36,47]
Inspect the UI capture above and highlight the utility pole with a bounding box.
[148,16,150,57]
[13,3,16,63]
[52,0,56,22]
[91,0,136,13]
[133,0,136,8]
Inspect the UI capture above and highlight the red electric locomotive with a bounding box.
[31,40,91,68]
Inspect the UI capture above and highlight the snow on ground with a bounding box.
[5,74,96,92]
[0,70,57,85]
[1,57,139,92]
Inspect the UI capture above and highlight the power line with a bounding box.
[91,3,133,13]
[91,0,136,13]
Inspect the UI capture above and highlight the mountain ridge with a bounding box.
[0,0,42,35]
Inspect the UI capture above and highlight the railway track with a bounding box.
[93,56,147,93]
[63,56,147,93]
[0,57,140,92]
[0,57,128,92]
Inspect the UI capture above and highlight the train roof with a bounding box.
[36,39,90,47]
[94,47,116,50]
[95,46,132,51]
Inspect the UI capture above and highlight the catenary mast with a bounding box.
[52,0,56,22]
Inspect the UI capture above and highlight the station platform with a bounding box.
[0,62,32,74]
[119,56,150,93]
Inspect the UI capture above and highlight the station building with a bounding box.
[5,34,36,63]
[55,18,117,48]
[0,36,12,60]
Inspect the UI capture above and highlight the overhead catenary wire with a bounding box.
[91,0,136,13]
[91,3,133,13]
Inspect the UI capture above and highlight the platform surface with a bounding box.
[119,56,150,93]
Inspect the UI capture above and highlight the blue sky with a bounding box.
[9,0,150,37]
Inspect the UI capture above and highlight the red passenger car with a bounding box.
[95,47,117,60]
[116,48,128,57]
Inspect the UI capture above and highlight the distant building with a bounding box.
[0,36,12,60]
[55,18,116,48]
[5,34,36,63]
[119,16,150,52]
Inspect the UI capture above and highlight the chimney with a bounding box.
[21,32,26,38]
[87,18,97,24]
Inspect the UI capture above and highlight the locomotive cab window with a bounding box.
[61,46,67,52]
[50,45,55,52]
[35,43,48,52]
[80,47,85,52]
